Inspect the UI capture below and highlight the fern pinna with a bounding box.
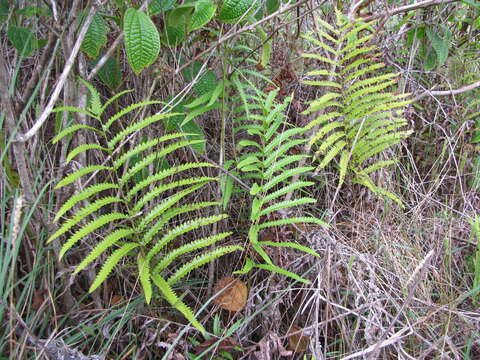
[232,79,327,283]
[301,14,413,205]
[48,79,240,333]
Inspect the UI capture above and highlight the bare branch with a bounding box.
[416,80,480,100]
[359,0,459,22]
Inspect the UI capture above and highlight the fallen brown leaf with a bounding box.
[213,277,248,312]
[287,325,309,352]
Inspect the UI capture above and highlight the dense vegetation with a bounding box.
[1,0,479,358]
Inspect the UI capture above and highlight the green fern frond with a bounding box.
[89,242,139,292]
[151,273,206,334]
[264,139,307,167]
[302,34,338,55]
[338,150,350,187]
[167,245,242,285]
[114,133,194,169]
[153,232,231,274]
[75,228,135,273]
[301,53,338,66]
[135,183,209,230]
[264,128,306,153]
[132,177,215,212]
[55,165,111,189]
[119,140,205,185]
[52,124,104,144]
[259,198,316,217]
[264,154,309,178]
[318,131,346,153]
[263,166,314,191]
[259,240,319,257]
[59,212,128,259]
[66,144,110,164]
[127,162,213,198]
[345,62,385,82]
[54,183,118,222]
[309,121,345,145]
[254,263,309,284]
[104,100,162,129]
[341,45,377,64]
[142,202,220,245]
[318,140,347,168]
[261,182,314,203]
[304,112,343,129]
[138,254,153,304]
[101,89,134,114]
[362,159,399,174]
[346,73,399,93]
[147,214,228,260]
[49,197,123,243]
[52,106,99,121]
[316,17,339,34]
[79,78,102,116]
[258,217,328,229]
[108,113,180,148]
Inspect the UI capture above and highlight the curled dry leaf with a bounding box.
[213,277,248,312]
[287,325,309,353]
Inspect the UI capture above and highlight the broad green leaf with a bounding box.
[189,0,216,32]
[424,48,437,71]
[161,7,189,46]
[7,26,36,56]
[218,0,255,23]
[79,11,108,58]
[149,0,176,15]
[266,0,279,14]
[181,120,206,153]
[123,8,161,74]
[94,56,122,90]
[426,27,449,67]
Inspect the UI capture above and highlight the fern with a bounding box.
[49,80,238,332]
[301,12,413,205]
[233,86,327,283]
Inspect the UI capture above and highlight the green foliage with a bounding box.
[218,0,255,23]
[79,11,108,58]
[49,80,240,333]
[94,56,122,90]
[149,0,176,16]
[301,15,413,206]
[425,26,450,69]
[232,84,327,283]
[123,8,161,74]
[7,26,43,56]
[188,0,216,32]
[468,216,480,306]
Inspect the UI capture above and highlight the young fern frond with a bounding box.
[302,13,413,205]
[233,85,326,283]
[50,79,237,333]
